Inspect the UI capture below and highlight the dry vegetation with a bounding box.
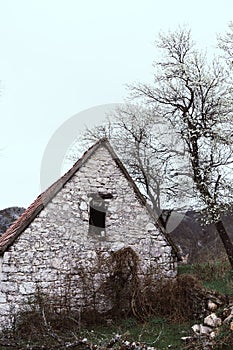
[0,250,232,349]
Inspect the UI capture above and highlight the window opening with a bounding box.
[89,200,106,229]
[88,193,112,236]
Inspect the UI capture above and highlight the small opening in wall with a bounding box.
[99,193,113,199]
[89,202,106,229]
[89,196,109,236]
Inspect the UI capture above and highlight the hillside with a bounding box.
[0,207,25,235]
[169,209,233,263]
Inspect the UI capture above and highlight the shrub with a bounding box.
[141,274,207,323]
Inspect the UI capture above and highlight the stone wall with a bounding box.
[0,146,177,329]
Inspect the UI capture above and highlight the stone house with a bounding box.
[0,138,180,329]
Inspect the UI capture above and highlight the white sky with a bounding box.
[0,0,232,209]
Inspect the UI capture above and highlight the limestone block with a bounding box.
[163,246,171,254]
[209,331,217,339]
[39,210,47,217]
[80,201,88,211]
[199,324,212,335]
[204,313,222,328]
[191,324,200,334]
[0,293,7,303]
[192,323,212,335]
[34,241,41,249]
[223,313,233,324]
[39,281,52,289]
[0,303,11,315]
[19,282,35,295]
[51,258,62,269]
[2,252,11,264]
[181,336,193,341]
[62,203,70,211]
[111,242,125,251]
[0,273,8,281]
[109,214,118,220]
[19,265,33,273]
[1,282,18,293]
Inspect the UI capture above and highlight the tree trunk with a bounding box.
[215,220,233,269]
[157,209,173,230]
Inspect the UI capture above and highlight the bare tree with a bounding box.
[130,28,233,267]
[218,22,233,64]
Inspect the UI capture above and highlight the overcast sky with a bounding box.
[0,0,232,209]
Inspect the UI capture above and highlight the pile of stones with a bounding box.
[182,298,233,349]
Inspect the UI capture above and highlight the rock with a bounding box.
[80,201,87,211]
[223,306,233,324]
[199,324,212,335]
[181,336,193,341]
[207,300,218,311]
[185,298,233,348]
[204,313,222,328]
[191,324,212,335]
[209,331,217,339]
[192,324,200,334]
[223,313,233,324]
[146,223,155,231]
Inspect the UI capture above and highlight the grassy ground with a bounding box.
[0,316,192,350]
[87,260,233,350]
[178,259,233,295]
[77,317,192,350]
[87,260,233,349]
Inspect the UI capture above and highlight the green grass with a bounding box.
[178,260,233,295]
[79,317,192,350]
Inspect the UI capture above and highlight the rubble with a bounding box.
[182,298,233,349]
[203,313,222,328]
[207,300,217,312]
